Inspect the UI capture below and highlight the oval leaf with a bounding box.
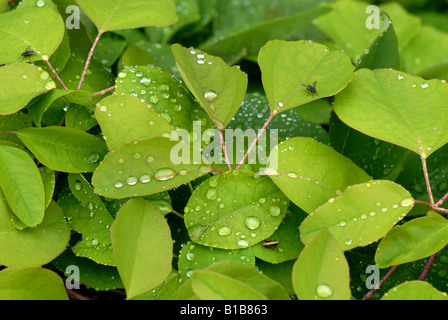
[185,171,289,250]
[0,145,45,227]
[0,199,70,267]
[0,7,65,64]
[92,137,211,199]
[0,267,68,300]
[258,40,354,113]
[292,228,351,300]
[381,281,448,300]
[300,180,415,251]
[333,68,448,158]
[17,126,108,173]
[171,43,248,129]
[375,212,448,268]
[266,137,371,213]
[96,93,173,151]
[0,63,56,115]
[76,0,178,32]
[111,198,173,299]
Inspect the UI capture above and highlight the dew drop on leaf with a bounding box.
[218,226,231,236]
[204,90,218,103]
[126,176,138,186]
[268,205,281,216]
[316,284,332,298]
[245,216,260,230]
[154,168,176,181]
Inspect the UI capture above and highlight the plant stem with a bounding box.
[419,253,438,280]
[94,86,115,96]
[171,210,184,219]
[0,131,17,134]
[45,60,67,90]
[236,111,276,170]
[77,31,103,90]
[361,265,398,300]
[219,129,232,171]
[435,192,448,208]
[421,157,434,206]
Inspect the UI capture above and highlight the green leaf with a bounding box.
[258,40,354,113]
[266,137,371,213]
[111,198,173,299]
[300,180,414,251]
[76,0,178,32]
[0,199,70,267]
[375,212,448,268]
[333,68,448,159]
[0,145,45,227]
[0,63,56,115]
[251,205,306,264]
[17,126,108,173]
[95,93,171,151]
[356,13,400,70]
[191,269,268,300]
[0,267,68,300]
[200,3,331,64]
[381,281,448,300]
[292,228,351,300]
[65,105,97,131]
[39,166,55,209]
[171,43,248,129]
[114,65,213,140]
[92,137,211,199]
[177,241,255,281]
[184,171,289,250]
[0,7,65,64]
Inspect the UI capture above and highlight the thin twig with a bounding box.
[94,86,115,96]
[419,253,438,280]
[362,265,399,300]
[45,60,67,90]
[77,31,103,90]
[421,157,434,206]
[218,129,232,171]
[236,112,276,170]
[171,210,184,219]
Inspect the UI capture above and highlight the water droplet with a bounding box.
[345,239,352,246]
[45,80,56,90]
[218,226,231,236]
[133,152,141,159]
[91,238,99,246]
[115,181,123,188]
[237,239,249,248]
[40,71,49,80]
[400,197,414,207]
[127,176,138,186]
[204,90,218,103]
[421,82,429,88]
[139,174,151,183]
[186,252,195,261]
[155,168,176,181]
[74,182,82,191]
[149,95,159,104]
[316,284,332,298]
[197,59,205,65]
[268,205,281,216]
[22,74,28,79]
[208,175,219,187]
[140,77,151,86]
[99,105,108,112]
[338,220,346,227]
[397,74,404,80]
[287,172,298,178]
[206,188,217,200]
[258,197,266,204]
[245,216,260,230]
[24,19,30,24]
[36,0,45,7]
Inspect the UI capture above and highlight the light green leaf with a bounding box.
[184,171,289,250]
[266,137,371,213]
[333,68,448,159]
[177,241,255,281]
[171,43,248,129]
[114,66,213,141]
[76,0,178,32]
[0,145,45,227]
[111,198,173,299]
[0,7,65,64]
[191,269,268,300]
[95,93,171,151]
[0,267,68,300]
[375,212,448,268]
[381,281,448,300]
[258,40,354,113]
[0,63,56,115]
[17,126,109,173]
[92,137,211,199]
[39,166,55,209]
[300,180,414,251]
[0,199,70,267]
[292,228,351,300]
